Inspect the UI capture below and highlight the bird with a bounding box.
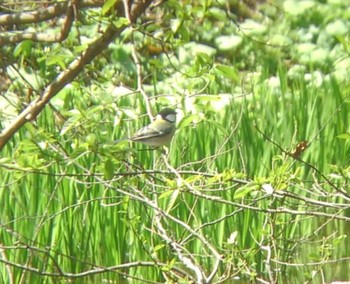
[116,108,177,147]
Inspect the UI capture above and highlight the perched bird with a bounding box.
[116,108,177,147]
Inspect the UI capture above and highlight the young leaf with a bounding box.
[13,40,33,57]
[102,0,118,15]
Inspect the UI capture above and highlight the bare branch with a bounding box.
[153,200,201,283]
[0,0,103,25]
[123,0,155,120]
[0,254,159,278]
[0,2,75,46]
[0,0,103,46]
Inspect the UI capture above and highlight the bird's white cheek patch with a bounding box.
[166,114,176,123]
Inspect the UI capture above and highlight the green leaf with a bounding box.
[60,112,82,135]
[307,252,321,261]
[215,64,238,81]
[113,17,129,28]
[85,133,97,145]
[177,114,203,129]
[233,184,258,199]
[185,174,202,183]
[0,157,11,165]
[104,159,115,180]
[161,258,176,272]
[206,119,229,136]
[332,234,347,246]
[46,54,67,69]
[154,244,165,251]
[102,0,118,15]
[159,189,180,213]
[158,189,174,199]
[171,19,182,33]
[13,40,32,57]
[337,133,350,139]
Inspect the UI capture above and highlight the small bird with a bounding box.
[116,108,177,147]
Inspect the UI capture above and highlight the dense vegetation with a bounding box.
[0,0,349,283]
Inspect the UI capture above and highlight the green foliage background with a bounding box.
[1,0,350,283]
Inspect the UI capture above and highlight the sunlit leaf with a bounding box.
[337,133,350,139]
[166,189,180,213]
[215,64,238,81]
[102,0,118,15]
[13,40,32,57]
[113,17,129,28]
[233,184,258,199]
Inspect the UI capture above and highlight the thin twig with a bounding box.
[123,0,154,119]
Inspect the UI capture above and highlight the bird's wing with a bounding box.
[131,124,172,141]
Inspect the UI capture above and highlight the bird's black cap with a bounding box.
[158,108,177,117]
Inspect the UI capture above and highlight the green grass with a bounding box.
[1,66,349,283]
